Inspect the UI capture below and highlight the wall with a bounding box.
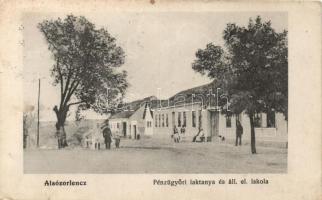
[152,103,208,140]
[144,106,154,136]
[109,105,155,139]
[129,105,146,138]
[218,112,288,143]
[109,105,288,144]
[109,118,130,138]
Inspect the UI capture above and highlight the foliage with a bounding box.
[193,16,287,117]
[39,15,128,147]
[192,16,288,153]
[39,15,128,117]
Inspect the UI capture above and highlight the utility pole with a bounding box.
[37,79,40,147]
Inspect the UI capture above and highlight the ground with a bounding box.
[24,137,287,173]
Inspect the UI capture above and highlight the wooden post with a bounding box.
[37,79,40,147]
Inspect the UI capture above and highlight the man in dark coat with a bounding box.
[236,120,243,146]
[102,123,112,149]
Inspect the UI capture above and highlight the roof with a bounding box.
[109,81,217,119]
[109,110,135,119]
[109,96,156,120]
[169,81,215,99]
[142,103,154,119]
[149,81,216,109]
[118,96,157,111]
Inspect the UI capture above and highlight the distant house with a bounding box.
[109,96,155,139]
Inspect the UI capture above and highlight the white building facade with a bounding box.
[152,103,287,145]
[109,103,154,139]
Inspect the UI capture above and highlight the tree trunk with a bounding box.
[249,113,257,154]
[54,106,69,148]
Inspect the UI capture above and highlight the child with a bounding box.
[172,125,180,143]
[114,130,121,148]
[173,132,180,143]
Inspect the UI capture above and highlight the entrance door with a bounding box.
[210,111,219,138]
[133,125,137,139]
[122,122,127,137]
[172,112,175,127]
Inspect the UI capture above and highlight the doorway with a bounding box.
[122,122,127,137]
[209,111,219,138]
[172,112,175,127]
[133,125,137,139]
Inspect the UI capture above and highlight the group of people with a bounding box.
[172,125,186,143]
[84,119,243,148]
[102,123,121,149]
[170,119,243,145]
[84,122,121,150]
[171,124,206,143]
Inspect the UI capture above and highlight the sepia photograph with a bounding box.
[22,11,288,174]
[1,1,321,200]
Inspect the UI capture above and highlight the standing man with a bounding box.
[236,120,243,146]
[102,122,112,149]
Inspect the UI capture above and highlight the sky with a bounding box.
[23,12,287,121]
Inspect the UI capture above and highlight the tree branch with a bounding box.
[63,80,80,108]
[56,58,64,101]
[60,69,73,109]
[68,101,85,107]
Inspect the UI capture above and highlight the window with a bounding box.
[267,111,276,128]
[155,115,158,127]
[158,114,161,127]
[198,110,202,128]
[172,112,175,127]
[254,113,262,128]
[166,114,169,127]
[192,111,196,127]
[147,121,152,128]
[226,115,232,128]
[117,123,119,129]
[178,112,182,127]
[162,114,165,127]
[183,112,186,127]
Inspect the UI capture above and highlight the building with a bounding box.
[109,96,155,139]
[152,83,287,143]
[109,82,288,145]
[151,82,288,144]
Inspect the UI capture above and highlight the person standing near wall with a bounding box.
[236,120,243,146]
[173,125,180,143]
[102,123,112,149]
[180,125,186,135]
[93,123,101,150]
[114,129,121,148]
